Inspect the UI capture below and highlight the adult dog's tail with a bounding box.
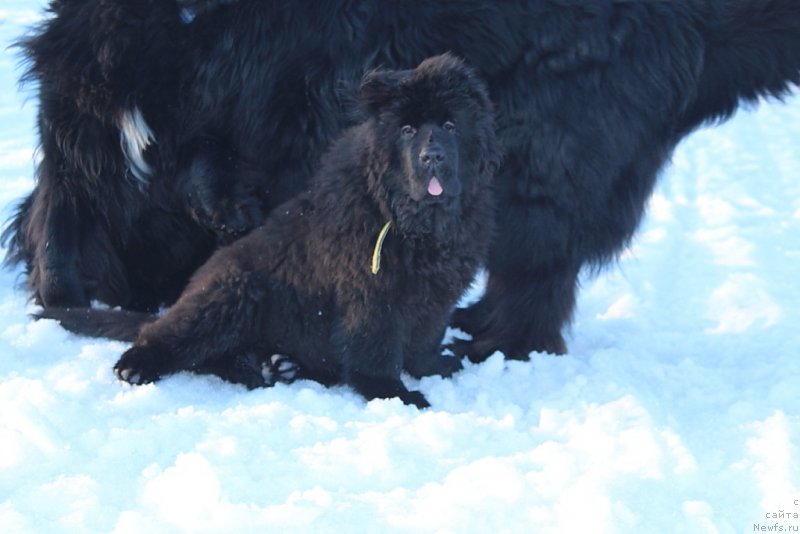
[35,307,156,342]
[681,0,800,131]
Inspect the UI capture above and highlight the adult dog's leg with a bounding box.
[178,138,265,243]
[33,187,86,307]
[451,195,579,361]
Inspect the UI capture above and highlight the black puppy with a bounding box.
[41,54,501,408]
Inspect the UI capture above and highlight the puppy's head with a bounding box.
[359,53,501,235]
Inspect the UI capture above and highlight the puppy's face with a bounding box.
[371,111,469,238]
[359,54,501,236]
[397,119,461,207]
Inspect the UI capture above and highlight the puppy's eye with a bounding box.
[401,125,417,138]
[443,121,456,133]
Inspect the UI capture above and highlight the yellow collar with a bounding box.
[370,221,392,275]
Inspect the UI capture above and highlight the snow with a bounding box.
[1,3,799,533]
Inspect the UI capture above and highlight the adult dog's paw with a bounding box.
[445,336,497,364]
[450,301,486,335]
[208,196,263,242]
[113,346,165,385]
[189,186,263,243]
[431,352,463,377]
[406,350,463,378]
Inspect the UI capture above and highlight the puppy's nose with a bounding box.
[419,143,446,167]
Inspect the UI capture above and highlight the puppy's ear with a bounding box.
[359,68,411,114]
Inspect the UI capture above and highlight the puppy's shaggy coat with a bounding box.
[42,55,501,407]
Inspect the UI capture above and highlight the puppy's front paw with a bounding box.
[113,346,166,385]
[399,389,431,409]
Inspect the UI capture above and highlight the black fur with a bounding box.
[42,55,501,407]
[7,1,800,360]
[2,1,217,311]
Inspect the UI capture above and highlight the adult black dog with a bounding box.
[6,1,800,361]
[2,0,250,311]
[40,54,502,407]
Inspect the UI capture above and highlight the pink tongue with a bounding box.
[427,176,443,196]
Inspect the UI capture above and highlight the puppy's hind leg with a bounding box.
[113,264,267,386]
[114,344,172,385]
[260,354,301,386]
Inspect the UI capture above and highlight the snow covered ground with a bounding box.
[1,3,798,533]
